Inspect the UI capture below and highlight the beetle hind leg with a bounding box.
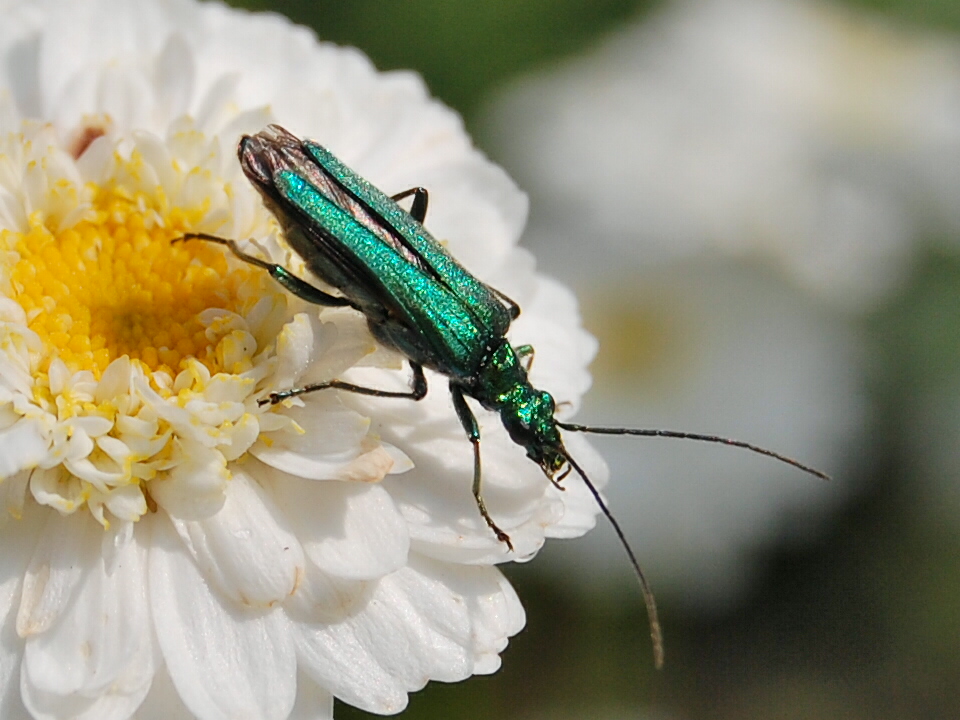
[261,362,427,406]
[391,187,429,223]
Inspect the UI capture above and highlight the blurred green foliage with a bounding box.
[228,0,960,127]
[227,0,657,121]
[852,0,960,30]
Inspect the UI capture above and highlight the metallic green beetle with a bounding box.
[185,125,827,668]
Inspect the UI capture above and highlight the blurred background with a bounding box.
[229,1,960,718]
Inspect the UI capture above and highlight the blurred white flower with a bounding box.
[533,259,864,605]
[483,0,897,606]
[489,0,960,310]
[0,0,605,718]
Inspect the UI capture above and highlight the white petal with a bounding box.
[380,424,553,563]
[134,378,217,449]
[100,520,135,575]
[0,299,26,326]
[268,474,408,581]
[103,483,148,523]
[301,310,387,381]
[0,504,43,720]
[150,517,296,720]
[21,520,156,720]
[94,357,132,403]
[0,469,30,521]
[252,399,372,481]
[464,566,526,673]
[45,360,69,396]
[0,404,20,433]
[28,467,83,515]
[271,313,331,390]
[67,415,113,439]
[64,455,123,488]
[294,613,413,714]
[95,65,152,131]
[295,555,522,714]
[154,34,194,124]
[381,443,414,474]
[396,554,525,669]
[218,412,259,462]
[150,440,227,521]
[56,433,93,469]
[284,563,371,624]
[16,511,98,638]
[166,469,305,608]
[0,418,49,479]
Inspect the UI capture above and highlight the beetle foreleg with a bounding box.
[450,384,513,551]
[515,344,535,372]
[179,233,356,309]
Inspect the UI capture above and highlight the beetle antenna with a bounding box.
[557,423,829,480]
[561,450,664,670]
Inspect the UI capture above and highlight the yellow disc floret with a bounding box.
[0,133,295,527]
[3,177,256,379]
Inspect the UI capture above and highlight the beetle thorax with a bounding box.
[473,341,566,476]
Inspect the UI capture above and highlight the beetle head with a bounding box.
[499,387,568,479]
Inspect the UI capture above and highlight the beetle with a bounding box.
[182,124,828,667]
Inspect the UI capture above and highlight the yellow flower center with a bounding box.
[3,177,256,378]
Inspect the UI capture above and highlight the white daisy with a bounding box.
[531,258,865,606]
[0,1,604,718]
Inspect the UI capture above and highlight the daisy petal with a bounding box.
[0,505,42,720]
[16,512,99,638]
[0,418,49,478]
[269,475,408,581]
[166,469,305,608]
[150,440,228,521]
[150,516,296,720]
[295,554,522,714]
[21,522,155,720]
[252,400,372,481]
[284,563,372,624]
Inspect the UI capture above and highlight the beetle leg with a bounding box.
[515,344,535,372]
[178,233,355,308]
[262,362,427,406]
[450,384,513,551]
[491,287,521,320]
[390,187,429,223]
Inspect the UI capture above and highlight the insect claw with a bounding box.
[494,528,514,552]
[545,463,571,490]
[479,508,513,551]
